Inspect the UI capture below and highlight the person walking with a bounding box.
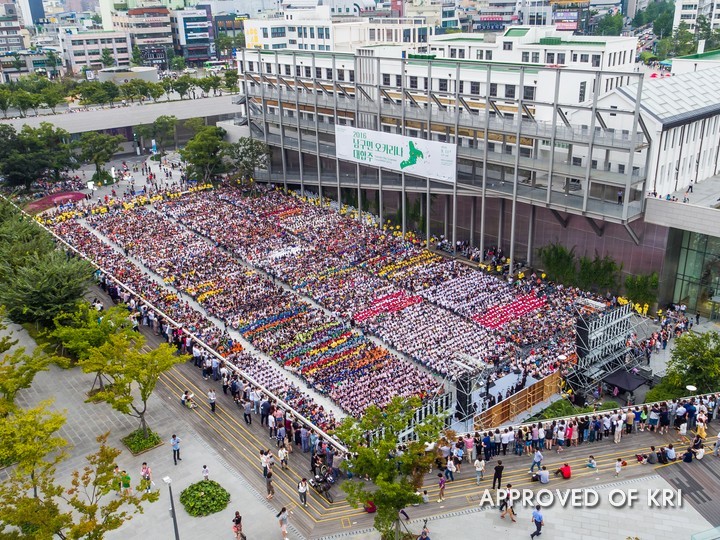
[492,460,504,489]
[499,483,517,522]
[171,434,182,465]
[530,449,543,473]
[277,507,289,540]
[473,456,485,485]
[298,477,309,507]
[208,389,217,413]
[530,505,544,538]
[140,462,153,493]
[614,458,622,477]
[266,471,275,500]
[437,473,446,502]
[232,511,244,540]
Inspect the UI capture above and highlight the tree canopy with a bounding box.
[180,126,228,183]
[225,137,270,181]
[335,396,443,537]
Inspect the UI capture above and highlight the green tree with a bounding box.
[576,252,621,292]
[88,333,188,436]
[661,331,720,394]
[51,303,134,364]
[597,13,623,36]
[147,82,165,102]
[673,21,696,56]
[100,48,115,68]
[100,81,120,106]
[336,396,443,539]
[45,50,60,78]
[41,86,65,114]
[0,431,158,539]
[0,401,67,495]
[0,250,94,325]
[180,126,228,182]
[0,87,12,117]
[78,131,124,180]
[12,89,34,117]
[215,33,233,59]
[135,114,177,156]
[33,122,78,182]
[172,74,192,99]
[196,76,213,96]
[207,74,222,95]
[161,77,174,100]
[624,272,659,306]
[11,53,24,72]
[170,56,186,71]
[224,70,239,93]
[0,346,54,415]
[225,136,270,181]
[183,117,206,134]
[654,11,673,39]
[131,46,143,66]
[537,242,577,285]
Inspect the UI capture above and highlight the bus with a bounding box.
[203,60,231,73]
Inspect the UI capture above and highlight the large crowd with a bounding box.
[47,184,620,420]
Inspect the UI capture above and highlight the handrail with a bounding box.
[481,392,717,434]
[0,194,348,454]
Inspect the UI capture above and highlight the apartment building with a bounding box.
[243,8,435,52]
[0,2,25,53]
[672,0,720,30]
[113,6,173,67]
[59,29,131,73]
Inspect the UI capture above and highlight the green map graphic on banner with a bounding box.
[335,125,457,184]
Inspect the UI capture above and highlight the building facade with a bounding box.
[672,0,720,30]
[59,29,131,73]
[235,37,720,314]
[0,2,25,52]
[243,9,434,52]
[113,6,173,68]
[170,8,212,63]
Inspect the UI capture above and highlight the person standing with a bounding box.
[208,389,217,413]
[492,460,504,489]
[171,434,182,465]
[266,471,275,500]
[298,477,309,507]
[121,470,132,496]
[202,465,210,481]
[140,462,152,493]
[530,505,544,538]
[437,473,446,502]
[243,400,252,425]
[277,507,289,540]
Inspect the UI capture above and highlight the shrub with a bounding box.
[179,480,231,517]
[121,428,162,455]
[644,380,687,403]
[624,272,659,307]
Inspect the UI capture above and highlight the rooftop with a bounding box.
[674,49,720,61]
[617,65,720,129]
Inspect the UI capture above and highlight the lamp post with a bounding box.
[163,476,181,540]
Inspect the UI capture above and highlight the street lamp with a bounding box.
[163,476,181,540]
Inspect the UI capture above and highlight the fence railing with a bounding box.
[1,194,348,454]
[369,391,454,445]
[473,370,563,431]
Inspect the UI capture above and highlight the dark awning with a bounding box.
[602,370,647,393]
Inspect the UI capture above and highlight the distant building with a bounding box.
[170,8,212,64]
[243,8,434,52]
[671,0,720,31]
[113,6,173,68]
[0,2,24,52]
[59,29,131,73]
[672,49,720,74]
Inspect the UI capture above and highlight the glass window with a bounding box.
[470,81,480,95]
[439,78,447,91]
[383,74,390,85]
[557,53,565,64]
[531,52,539,63]
[504,85,515,99]
[523,86,535,100]
[546,52,555,63]
[486,50,492,60]
[409,76,417,88]
[521,52,529,62]
[592,54,601,67]
[489,83,497,97]
[503,41,512,50]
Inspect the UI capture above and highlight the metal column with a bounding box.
[313,54,322,195]
[400,57,407,237]
[581,72,602,213]
[508,68,525,275]
[479,65,492,260]
[622,75,643,221]
[546,69,562,204]
[469,196,476,247]
[355,54,362,221]
[452,62,460,255]
[295,53,305,197]
[527,205,535,266]
[275,51,288,192]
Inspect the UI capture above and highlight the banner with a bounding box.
[335,126,457,184]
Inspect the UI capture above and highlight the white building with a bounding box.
[671,48,720,74]
[169,8,212,63]
[672,0,720,30]
[59,29,131,73]
[425,28,636,81]
[243,8,435,52]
